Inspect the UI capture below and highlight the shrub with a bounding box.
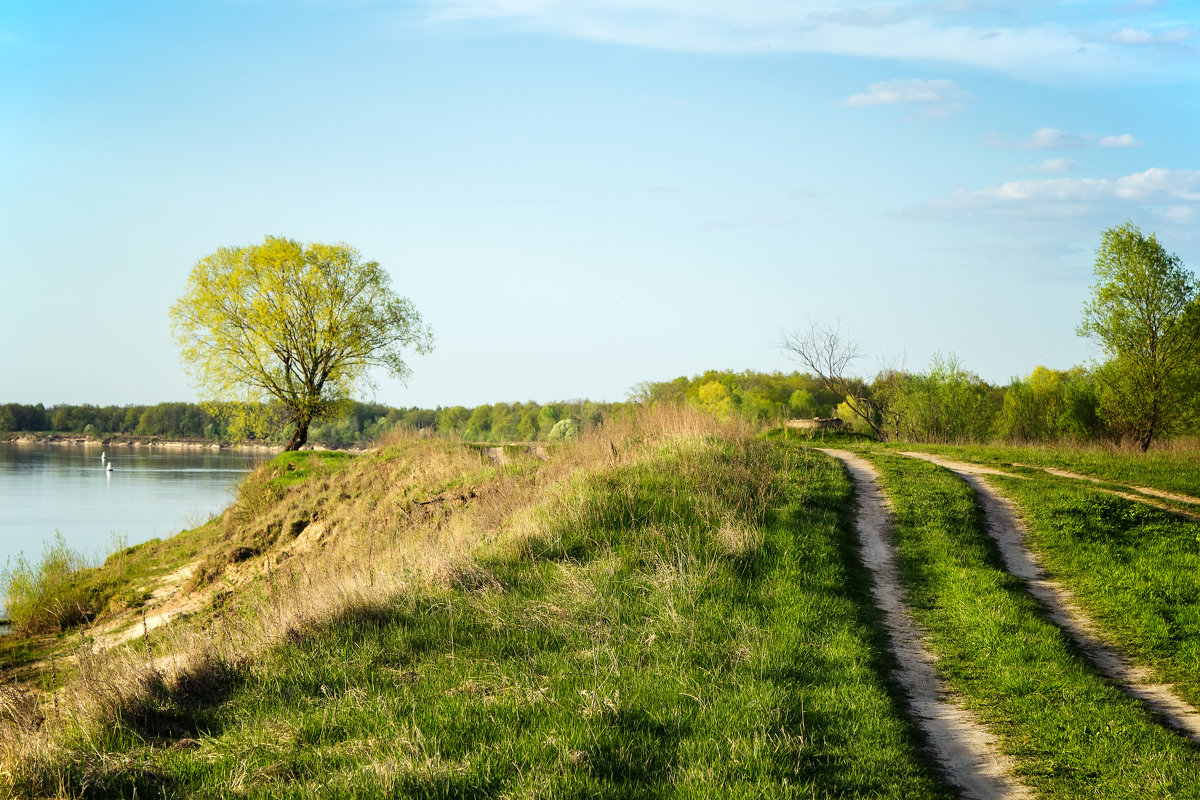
[546,418,579,441]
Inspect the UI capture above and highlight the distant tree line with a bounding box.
[631,370,844,424]
[0,399,628,448]
[4,358,1196,450]
[632,365,1108,445]
[0,402,225,440]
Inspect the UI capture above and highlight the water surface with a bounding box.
[0,442,258,575]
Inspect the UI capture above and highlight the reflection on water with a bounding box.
[0,442,259,581]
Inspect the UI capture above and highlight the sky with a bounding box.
[2,0,1198,409]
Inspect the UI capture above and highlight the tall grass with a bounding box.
[2,533,98,635]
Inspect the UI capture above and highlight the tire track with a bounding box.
[900,451,1200,744]
[819,449,1033,800]
[1025,465,1200,520]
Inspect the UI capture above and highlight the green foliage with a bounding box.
[881,354,1000,443]
[170,236,433,451]
[787,389,817,418]
[998,366,1102,443]
[546,418,578,441]
[1077,222,1200,451]
[634,370,841,425]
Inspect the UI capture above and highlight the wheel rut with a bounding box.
[819,448,1033,800]
[900,451,1200,745]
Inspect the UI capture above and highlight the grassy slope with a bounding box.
[867,449,1200,799]
[4,432,954,799]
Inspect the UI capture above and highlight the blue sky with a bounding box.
[2,0,1197,409]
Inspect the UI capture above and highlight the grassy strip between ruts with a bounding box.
[986,472,1200,708]
[866,449,1200,799]
[890,441,1200,499]
[9,437,952,799]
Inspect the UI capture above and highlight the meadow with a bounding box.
[3,415,1200,798]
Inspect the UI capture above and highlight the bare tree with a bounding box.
[780,321,890,440]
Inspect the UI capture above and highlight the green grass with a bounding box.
[986,472,1200,706]
[13,438,953,799]
[867,449,1200,799]
[892,441,1200,498]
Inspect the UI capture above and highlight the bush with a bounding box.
[546,418,579,441]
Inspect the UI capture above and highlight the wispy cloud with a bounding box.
[1022,158,1075,174]
[988,127,1085,150]
[1108,25,1194,45]
[843,78,969,116]
[420,0,1200,83]
[1099,133,1142,147]
[971,168,1200,204]
[914,167,1200,234]
[420,1,1200,84]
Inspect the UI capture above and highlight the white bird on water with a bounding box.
[105,461,113,472]
[101,451,106,461]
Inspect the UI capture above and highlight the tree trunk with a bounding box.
[284,418,310,451]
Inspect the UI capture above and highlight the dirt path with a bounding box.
[1023,466,1200,519]
[819,449,1032,800]
[900,451,1200,744]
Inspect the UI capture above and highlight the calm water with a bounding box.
[0,443,258,582]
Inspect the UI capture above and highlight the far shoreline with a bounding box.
[2,433,280,453]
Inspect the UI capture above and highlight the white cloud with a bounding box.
[922,168,1200,226]
[979,167,1197,203]
[988,127,1084,150]
[1163,205,1195,224]
[1116,0,1164,11]
[1023,158,1075,174]
[420,1,1198,84]
[1099,133,1142,147]
[843,78,969,116]
[1109,25,1194,45]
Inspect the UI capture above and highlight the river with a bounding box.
[0,442,258,596]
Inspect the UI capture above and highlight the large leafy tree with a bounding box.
[170,236,433,451]
[1077,222,1199,452]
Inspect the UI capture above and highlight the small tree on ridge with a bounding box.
[170,236,433,451]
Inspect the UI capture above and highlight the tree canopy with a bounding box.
[1076,222,1199,451]
[170,236,433,450]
